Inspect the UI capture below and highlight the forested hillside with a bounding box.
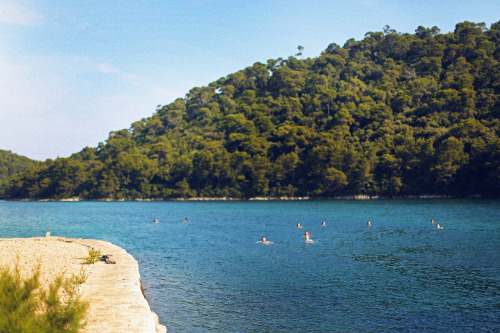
[0,150,39,196]
[3,21,500,200]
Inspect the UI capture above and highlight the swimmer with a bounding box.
[305,233,315,243]
[154,218,158,223]
[431,219,435,224]
[367,221,372,226]
[296,222,302,228]
[437,224,444,229]
[322,221,326,226]
[304,230,310,237]
[184,217,188,222]
[258,236,273,244]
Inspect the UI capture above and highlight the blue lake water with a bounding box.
[0,199,499,332]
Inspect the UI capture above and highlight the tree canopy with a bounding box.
[2,21,500,200]
[0,150,40,197]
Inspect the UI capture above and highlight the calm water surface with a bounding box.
[0,199,499,332]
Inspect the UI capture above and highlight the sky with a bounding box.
[0,0,498,161]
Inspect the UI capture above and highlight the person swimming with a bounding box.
[154,218,158,223]
[296,222,302,228]
[259,236,273,244]
[184,217,188,222]
[367,221,372,226]
[431,219,435,224]
[322,221,326,226]
[304,231,314,242]
[437,224,443,229]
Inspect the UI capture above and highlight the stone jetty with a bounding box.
[0,236,166,333]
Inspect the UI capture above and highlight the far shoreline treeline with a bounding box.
[2,21,499,200]
[6,194,473,202]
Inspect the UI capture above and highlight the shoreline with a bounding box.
[0,236,166,333]
[7,194,489,202]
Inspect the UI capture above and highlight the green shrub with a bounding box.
[84,249,102,265]
[69,266,87,285]
[0,264,88,333]
[65,266,87,298]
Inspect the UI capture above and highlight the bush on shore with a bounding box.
[0,264,88,333]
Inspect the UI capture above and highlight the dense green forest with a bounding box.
[2,21,500,200]
[0,150,39,196]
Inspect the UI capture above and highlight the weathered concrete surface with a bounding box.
[74,238,167,333]
[0,237,166,333]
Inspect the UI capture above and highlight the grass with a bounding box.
[83,248,102,265]
[70,266,87,285]
[66,266,87,295]
[0,263,88,333]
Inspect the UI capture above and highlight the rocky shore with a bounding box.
[0,236,166,333]
[30,194,460,202]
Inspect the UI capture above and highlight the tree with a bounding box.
[296,45,304,59]
[431,136,468,192]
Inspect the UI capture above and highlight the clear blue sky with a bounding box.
[0,0,498,161]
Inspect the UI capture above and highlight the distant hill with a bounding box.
[0,150,39,196]
[3,21,500,200]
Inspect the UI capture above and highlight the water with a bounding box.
[0,199,499,332]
